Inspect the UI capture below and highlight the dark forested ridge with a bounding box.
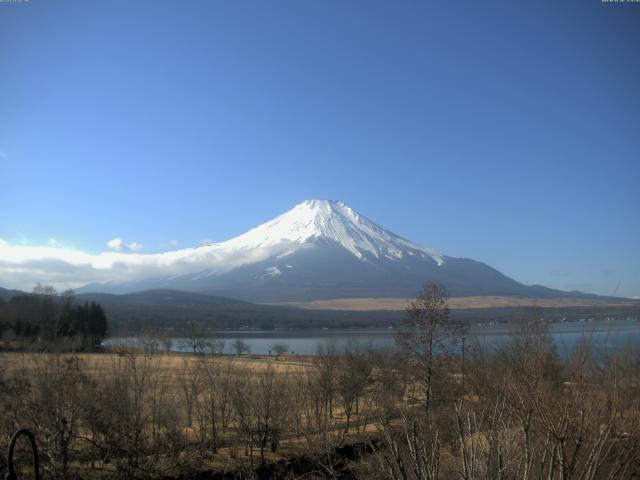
[1,286,638,334]
[0,286,108,350]
[0,287,404,331]
[73,289,403,331]
[61,290,640,331]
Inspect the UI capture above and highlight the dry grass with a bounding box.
[0,350,355,478]
[0,350,315,380]
[270,295,637,311]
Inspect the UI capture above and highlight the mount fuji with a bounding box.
[79,200,595,302]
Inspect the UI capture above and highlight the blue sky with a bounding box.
[0,0,639,297]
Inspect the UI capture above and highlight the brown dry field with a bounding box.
[0,350,315,378]
[0,350,381,477]
[270,295,637,311]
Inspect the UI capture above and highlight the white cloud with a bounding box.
[168,239,178,247]
[0,237,278,292]
[107,238,143,252]
[107,238,124,251]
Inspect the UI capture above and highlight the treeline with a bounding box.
[0,284,108,351]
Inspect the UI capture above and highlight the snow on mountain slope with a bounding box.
[74,199,583,301]
[211,200,444,265]
[66,200,444,290]
[3,199,615,301]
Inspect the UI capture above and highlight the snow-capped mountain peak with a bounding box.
[214,199,444,265]
[73,199,574,302]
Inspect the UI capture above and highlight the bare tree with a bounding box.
[82,352,162,480]
[139,328,162,354]
[193,357,234,451]
[337,341,373,433]
[232,339,250,356]
[271,343,288,359]
[373,412,441,480]
[316,342,338,420]
[160,336,173,355]
[177,359,200,428]
[396,282,460,413]
[371,349,410,424]
[202,334,226,356]
[182,320,208,354]
[30,354,87,480]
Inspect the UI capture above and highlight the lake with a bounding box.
[106,318,640,357]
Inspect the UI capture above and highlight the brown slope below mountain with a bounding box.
[269,296,639,311]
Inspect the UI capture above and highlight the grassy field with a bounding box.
[0,349,386,479]
[1,350,314,375]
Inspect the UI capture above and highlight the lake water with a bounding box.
[107,318,640,357]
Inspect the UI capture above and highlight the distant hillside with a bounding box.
[75,289,402,331]
[0,287,25,301]
[63,289,640,331]
[3,287,637,332]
